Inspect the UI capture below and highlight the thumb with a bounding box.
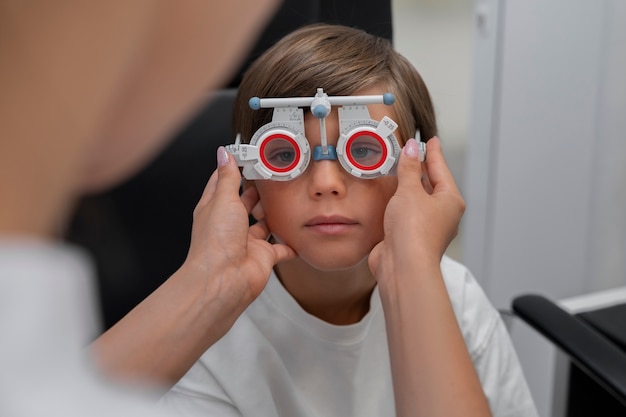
[214,146,243,196]
[423,137,460,195]
[396,138,425,192]
[196,146,241,209]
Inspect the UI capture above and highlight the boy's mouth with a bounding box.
[305,215,358,226]
[305,215,359,235]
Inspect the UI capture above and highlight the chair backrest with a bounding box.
[512,294,626,416]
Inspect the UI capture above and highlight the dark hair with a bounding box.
[233,23,437,145]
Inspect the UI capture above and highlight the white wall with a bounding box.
[462,0,626,415]
[393,0,474,260]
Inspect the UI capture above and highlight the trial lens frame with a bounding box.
[225,88,425,181]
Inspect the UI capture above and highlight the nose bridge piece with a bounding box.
[312,145,338,161]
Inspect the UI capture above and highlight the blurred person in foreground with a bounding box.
[0,2,285,415]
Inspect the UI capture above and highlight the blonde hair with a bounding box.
[233,23,437,145]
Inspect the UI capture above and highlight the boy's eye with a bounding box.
[261,136,300,170]
[267,148,296,166]
[349,135,384,167]
[351,146,377,158]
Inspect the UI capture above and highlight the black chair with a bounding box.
[225,0,394,88]
[66,0,394,330]
[512,294,626,417]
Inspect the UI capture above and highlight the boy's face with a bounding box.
[252,86,403,271]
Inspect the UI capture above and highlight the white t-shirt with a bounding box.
[0,240,169,417]
[160,255,538,417]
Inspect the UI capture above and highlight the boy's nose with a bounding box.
[307,158,348,198]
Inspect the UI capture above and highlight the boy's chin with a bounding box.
[271,233,379,272]
[299,253,371,273]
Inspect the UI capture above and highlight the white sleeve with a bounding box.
[0,241,173,417]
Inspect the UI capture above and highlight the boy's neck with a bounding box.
[274,257,376,325]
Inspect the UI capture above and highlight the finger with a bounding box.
[396,138,426,192]
[251,202,264,221]
[213,146,244,199]
[240,186,260,214]
[194,169,219,213]
[249,219,270,240]
[271,242,297,264]
[260,229,297,261]
[421,170,434,194]
[249,239,297,276]
[424,137,461,194]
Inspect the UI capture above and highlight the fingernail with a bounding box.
[217,146,229,167]
[404,138,419,159]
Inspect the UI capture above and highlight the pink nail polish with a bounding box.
[217,146,229,167]
[404,138,419,158]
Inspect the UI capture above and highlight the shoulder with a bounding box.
[440,257,539,415]
[194,272,305,369]
[440,254,491,312]
[439,255,501,356]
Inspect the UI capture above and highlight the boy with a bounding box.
[160,24,538,417]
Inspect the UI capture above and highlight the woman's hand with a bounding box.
[182,146,296,324]
[368,137,465,284]
[368,138,491,417]
[91,147,295,388]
